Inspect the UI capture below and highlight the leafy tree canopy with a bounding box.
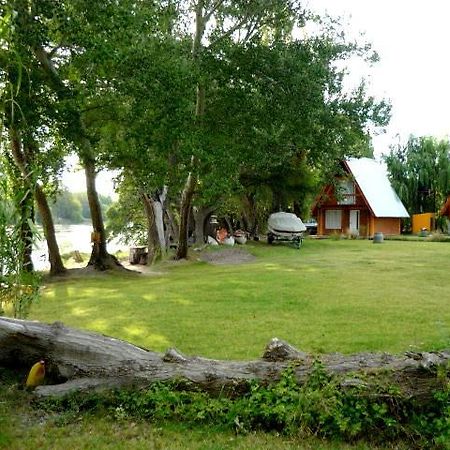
[384,136,450,215]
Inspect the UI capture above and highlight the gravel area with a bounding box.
[199,247,256,265]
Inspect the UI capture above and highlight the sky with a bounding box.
[309,0,450,156]
[64,1,450,194]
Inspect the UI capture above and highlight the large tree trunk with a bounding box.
[174,2,206,260]
[153,189,166,250]
[0,317,447,401]
[9,129,34,273]
[80,151,120,269]
[83,156,119,270]
[243,193,259,239]
[10,133,66,274]
[82,151,123,270]
[175,170,196,259]
[192,205,215,245]
[175,79,203,258]
[34,184,66,275]
[23,140,66,275]
[142,192,166,265]
[164,205,179,248]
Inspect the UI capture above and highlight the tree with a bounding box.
[51,190,84,224]
[167,1,389,257]
[2,0,165,270]
[384,136,450,216]
[2,0,390,268]
[0,161,40,317]
[89,32,194,262]
[0,0,66,275]
[173,0,307,259]
[58,0,187,265]
[8,130,67,275]
[31,33,115,269]
[2,0,151,270]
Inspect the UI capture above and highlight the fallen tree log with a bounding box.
[0,317,448,399]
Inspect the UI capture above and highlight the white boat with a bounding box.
[267,212,306,249]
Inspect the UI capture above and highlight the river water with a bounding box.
[33,224,126,271]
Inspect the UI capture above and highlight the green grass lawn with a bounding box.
[30,238,450,359]
[4,239,449,449]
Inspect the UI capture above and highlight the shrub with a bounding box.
[38,364,450,447]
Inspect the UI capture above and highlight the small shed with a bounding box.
[312,158,409,237]
[411,213,435,234]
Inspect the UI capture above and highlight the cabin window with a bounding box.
[325,210,342,229]
[337,180,355,205]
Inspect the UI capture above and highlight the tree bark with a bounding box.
[10,132,66,275]
[174,1,206,260]
[34,184,66,275]
[153,188,167,251]
[175,170,196,259]
[9,129,34,273]
[0,317,447,401]
[142,192,163,264]
[24,139,66,275]
[243,193,259,239]
[84,156,121,270]
[164,206,177,248]
[192,205,215,244]
[18,190,34,273]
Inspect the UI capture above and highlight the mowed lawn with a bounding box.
[30,239,450,359]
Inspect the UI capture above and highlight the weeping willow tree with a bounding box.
[384,136,450,216]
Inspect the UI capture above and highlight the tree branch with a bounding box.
[32,45,69,97]
[208,14,251,48]
[203,0,225,24]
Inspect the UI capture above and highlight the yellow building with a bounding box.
[411,213,435,234]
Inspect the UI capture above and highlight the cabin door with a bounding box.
[349,210,360,234]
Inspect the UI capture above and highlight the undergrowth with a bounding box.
[37,363,450,448]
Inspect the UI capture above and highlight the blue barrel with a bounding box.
[373,232,384,243]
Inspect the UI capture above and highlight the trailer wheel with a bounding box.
[267,233,274,244]
[293,236,302,249]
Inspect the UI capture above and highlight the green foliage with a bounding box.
[384,136,450,216]
[50,189,84,224]
[35,189,113,225]
[2,0,391,256]
[37,365,450,447]
[0,170,40,318]
[105,184,147,245]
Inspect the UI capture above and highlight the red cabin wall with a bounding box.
[374,218,401,235]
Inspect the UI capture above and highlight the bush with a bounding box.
[37,363,450,447]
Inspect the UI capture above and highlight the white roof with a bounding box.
[346,158,409,218]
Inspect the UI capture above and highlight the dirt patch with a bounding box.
[42,248,256,280]
[199,247,256,265]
